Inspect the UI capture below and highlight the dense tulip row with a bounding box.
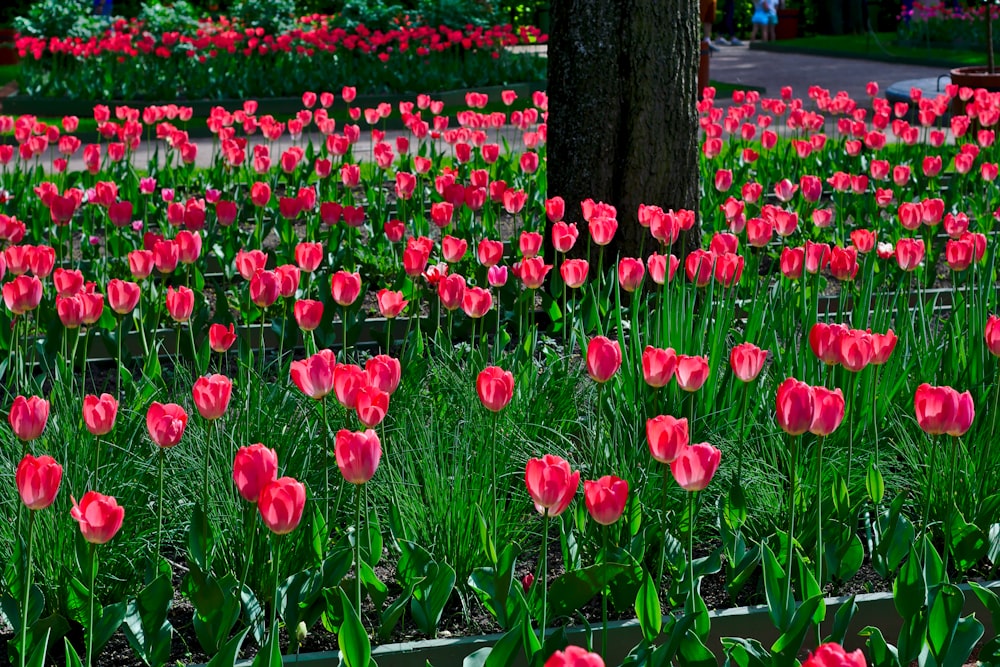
[0,78,999,667]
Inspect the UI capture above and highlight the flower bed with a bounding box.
[13,16,547,100]
[0,80,999,667]
[897,1,1000,50]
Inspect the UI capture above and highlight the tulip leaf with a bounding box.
[859,626,900,667]
[25,628,50,667]
[947,509,987,574]
[188,503,215,572]
[635,572,662,643]
[250,625,282,667]
[378,581,416,641]
[677,628,717,667]
[206,626,250,667]
[411,560,456,636]
[824,594,857,646]
[770,593,824,666]
[927,584,965,658]
[545,562,630,621]
[338,589,371,667]
[240,584,267,646]
[63,638,84,667]
[866,460,885,505]
[761,543,792,632]
[94,601,127,656]
[482,625,524,667]
[719,637,769,667]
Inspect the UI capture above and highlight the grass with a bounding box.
[756,32,987,67]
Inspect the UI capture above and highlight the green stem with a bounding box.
[156,447,165,559]
[86,544,98,667]
[540,510,550,644]
[815,435,825,587]
[238,503,255,596]
[355,483,364,617]
[921,435,937,540]
[203,421,214,512]
[322,397,330,530]
[786,435,798,605]
[593,382,603,475]
[656,463,670,588]
[735,383,750,486]
[688,491,697,610]
[601,526,608,660]
[491,411,499,564]
[20,511,35,667]
[269,535,281,648]
[188,321,198,375]
[342,306,349,363]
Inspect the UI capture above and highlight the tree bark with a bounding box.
[547,0,701,263]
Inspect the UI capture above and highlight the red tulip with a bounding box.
[335,429,382,484]
[838,329,874,372]
[809,322,848,366]
[519,231,544,259]
[129,250,154,280]
[107,279,140,314]
[584,475,629,525]
[192,375,233,421]
[525,454,579,517]
[462,286,493,319]
[560,259,589,289]
[233,444,279,502]
[830,246,858,281]
[646,415,689,464]
[589,216,618,246]
[355,386,389,427]
[71,491,125,544]
[618,257,645,292]
[146,401,189,447]
[477,366,515,412]
[250,270,280,308]
[334,363,367,409]
[331,271,362,306]
[54,268,84,296]
[986,315,1000,357]
[804,242,831,274]
[477,238,504,267]
[545,196,566,223]
[16,454,62,510]
[851,229,876,254]
[586,336,622,383]
[914,384,974,437]
[295,241,323,273]
[519,257,552,290]
[685,250,714,287]
[9,395,49,441]
[714,252,744,287]
[275,265,300,299]
[377,289,408,318]
[780,246,805,280]
[810,387,845,436]
[730,342,766,382]
[438,273,467,311]
[165,286,194,323]
[153,240,179,274]
[642,346,677,388]
[250,181,271,207]
[776,378,815,436]
[290,350,337,399]
[236,249,267,280]
[442,235,469,263]
[57,295,84,329]
[895,238,925,271]
[176,230,202,265]
[551,221,579,253]
[544,646,605,667]
[871,330,898,365]
[671,443,721,491]
[294,299,324,331]
[365,355,401,395]
[3,274,43,315]
[647,253,679,285]
[801,643,866,667]
[83,393,118,436]
[209,323,237,353]
[675,355,710,392]
[257,477,306,534]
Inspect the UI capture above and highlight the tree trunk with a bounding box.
[547,0,701,264]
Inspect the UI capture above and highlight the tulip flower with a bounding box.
[83,393,118,437]
[586,336,622,383]
[871,330,897,364]
[671,443,721,492]
[675,355,710,392]
[257,477,307,535]
[642,346,677,388]
[810,387,845,436]
[16,454,63,510]
[914,384,974,437]
[165,286,194,323]
[107,279,141,315]
[71,491,125,545]
[9,395,49,442]
[477,366,515,412]
[333,363,366,410]
[192,374,233,421]
[438,273,467,311]
[331,271,362,306]
[730,342,766,382]
[986,315,1000,358]
[646,415,689,464]
[776,378,814,436]
[209,323,237,353]
[294,299,324,332]
[838,329,874,372]
[146,402,188,448]
[335,429,382,485]
[544,646,605,667]
[584,476,628,525]
[365,355,401,395]
[560,259,589,289]
[250,270,280,308]
[355,386,389,428]
[290,350,337,400]
[377,289,408,319]
[233,444,279,503]
[801,643,866,667]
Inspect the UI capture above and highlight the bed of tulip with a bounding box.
[1,79,1000,667]
[13,17,547,101]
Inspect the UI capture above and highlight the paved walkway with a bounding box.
[709,43,950,101]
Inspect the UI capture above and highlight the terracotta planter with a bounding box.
[949,66,1000,114]
[0,27,18,66]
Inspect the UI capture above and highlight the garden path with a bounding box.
[710,43,950,101]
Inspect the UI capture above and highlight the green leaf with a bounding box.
[545,563,630,621]
[411,560,456,636]
[770,593,825,660]
[761,543,792,632]
[940,616,984,667]
[378,582,415,641]
[338,589,371,667]
[947,509,987,574]
[25,628,50,667]
[860,626,900,667]
[250,625,282,667]
[927,584,964,659]
[866,461,885,504]
[483,625,524,667]
[63,638,84,667]
[188,503,215,572]
[635,572,662,644]
[824,595,857,646]
[677,629,717,667]
[893,546,925,620]
[206,627,251,667]
[94,602,126,656]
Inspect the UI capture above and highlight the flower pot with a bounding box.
[0,27,18,66]
[949,66,1000,114]
[775,8,801,40]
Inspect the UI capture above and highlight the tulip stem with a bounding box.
[86,543,97,667]
[321,397,330,530]
[269,535,281,649]
[189,321,198,375]
[601,526,608,660]
[946,436,960,573]
[921,435,937,541]
[491,411,499,564]
[355,483,364,620]
[540,509,549,644]
[342,306,350,363]
[845,372,858,490]
[656,463,670,590]
[20,511,35,667]
[815,435,825,588]
[203,421,215,513]
[592,382,603,475]
[116,315,123,399]
[735,383,749,487]
[786,434,798,606]
[156,447,165,559]
[238,502,255,598]
[688,490,697,616]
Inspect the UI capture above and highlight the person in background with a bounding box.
[701,0,720,52]
[715,0,744,45]
[749,0,778,42]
